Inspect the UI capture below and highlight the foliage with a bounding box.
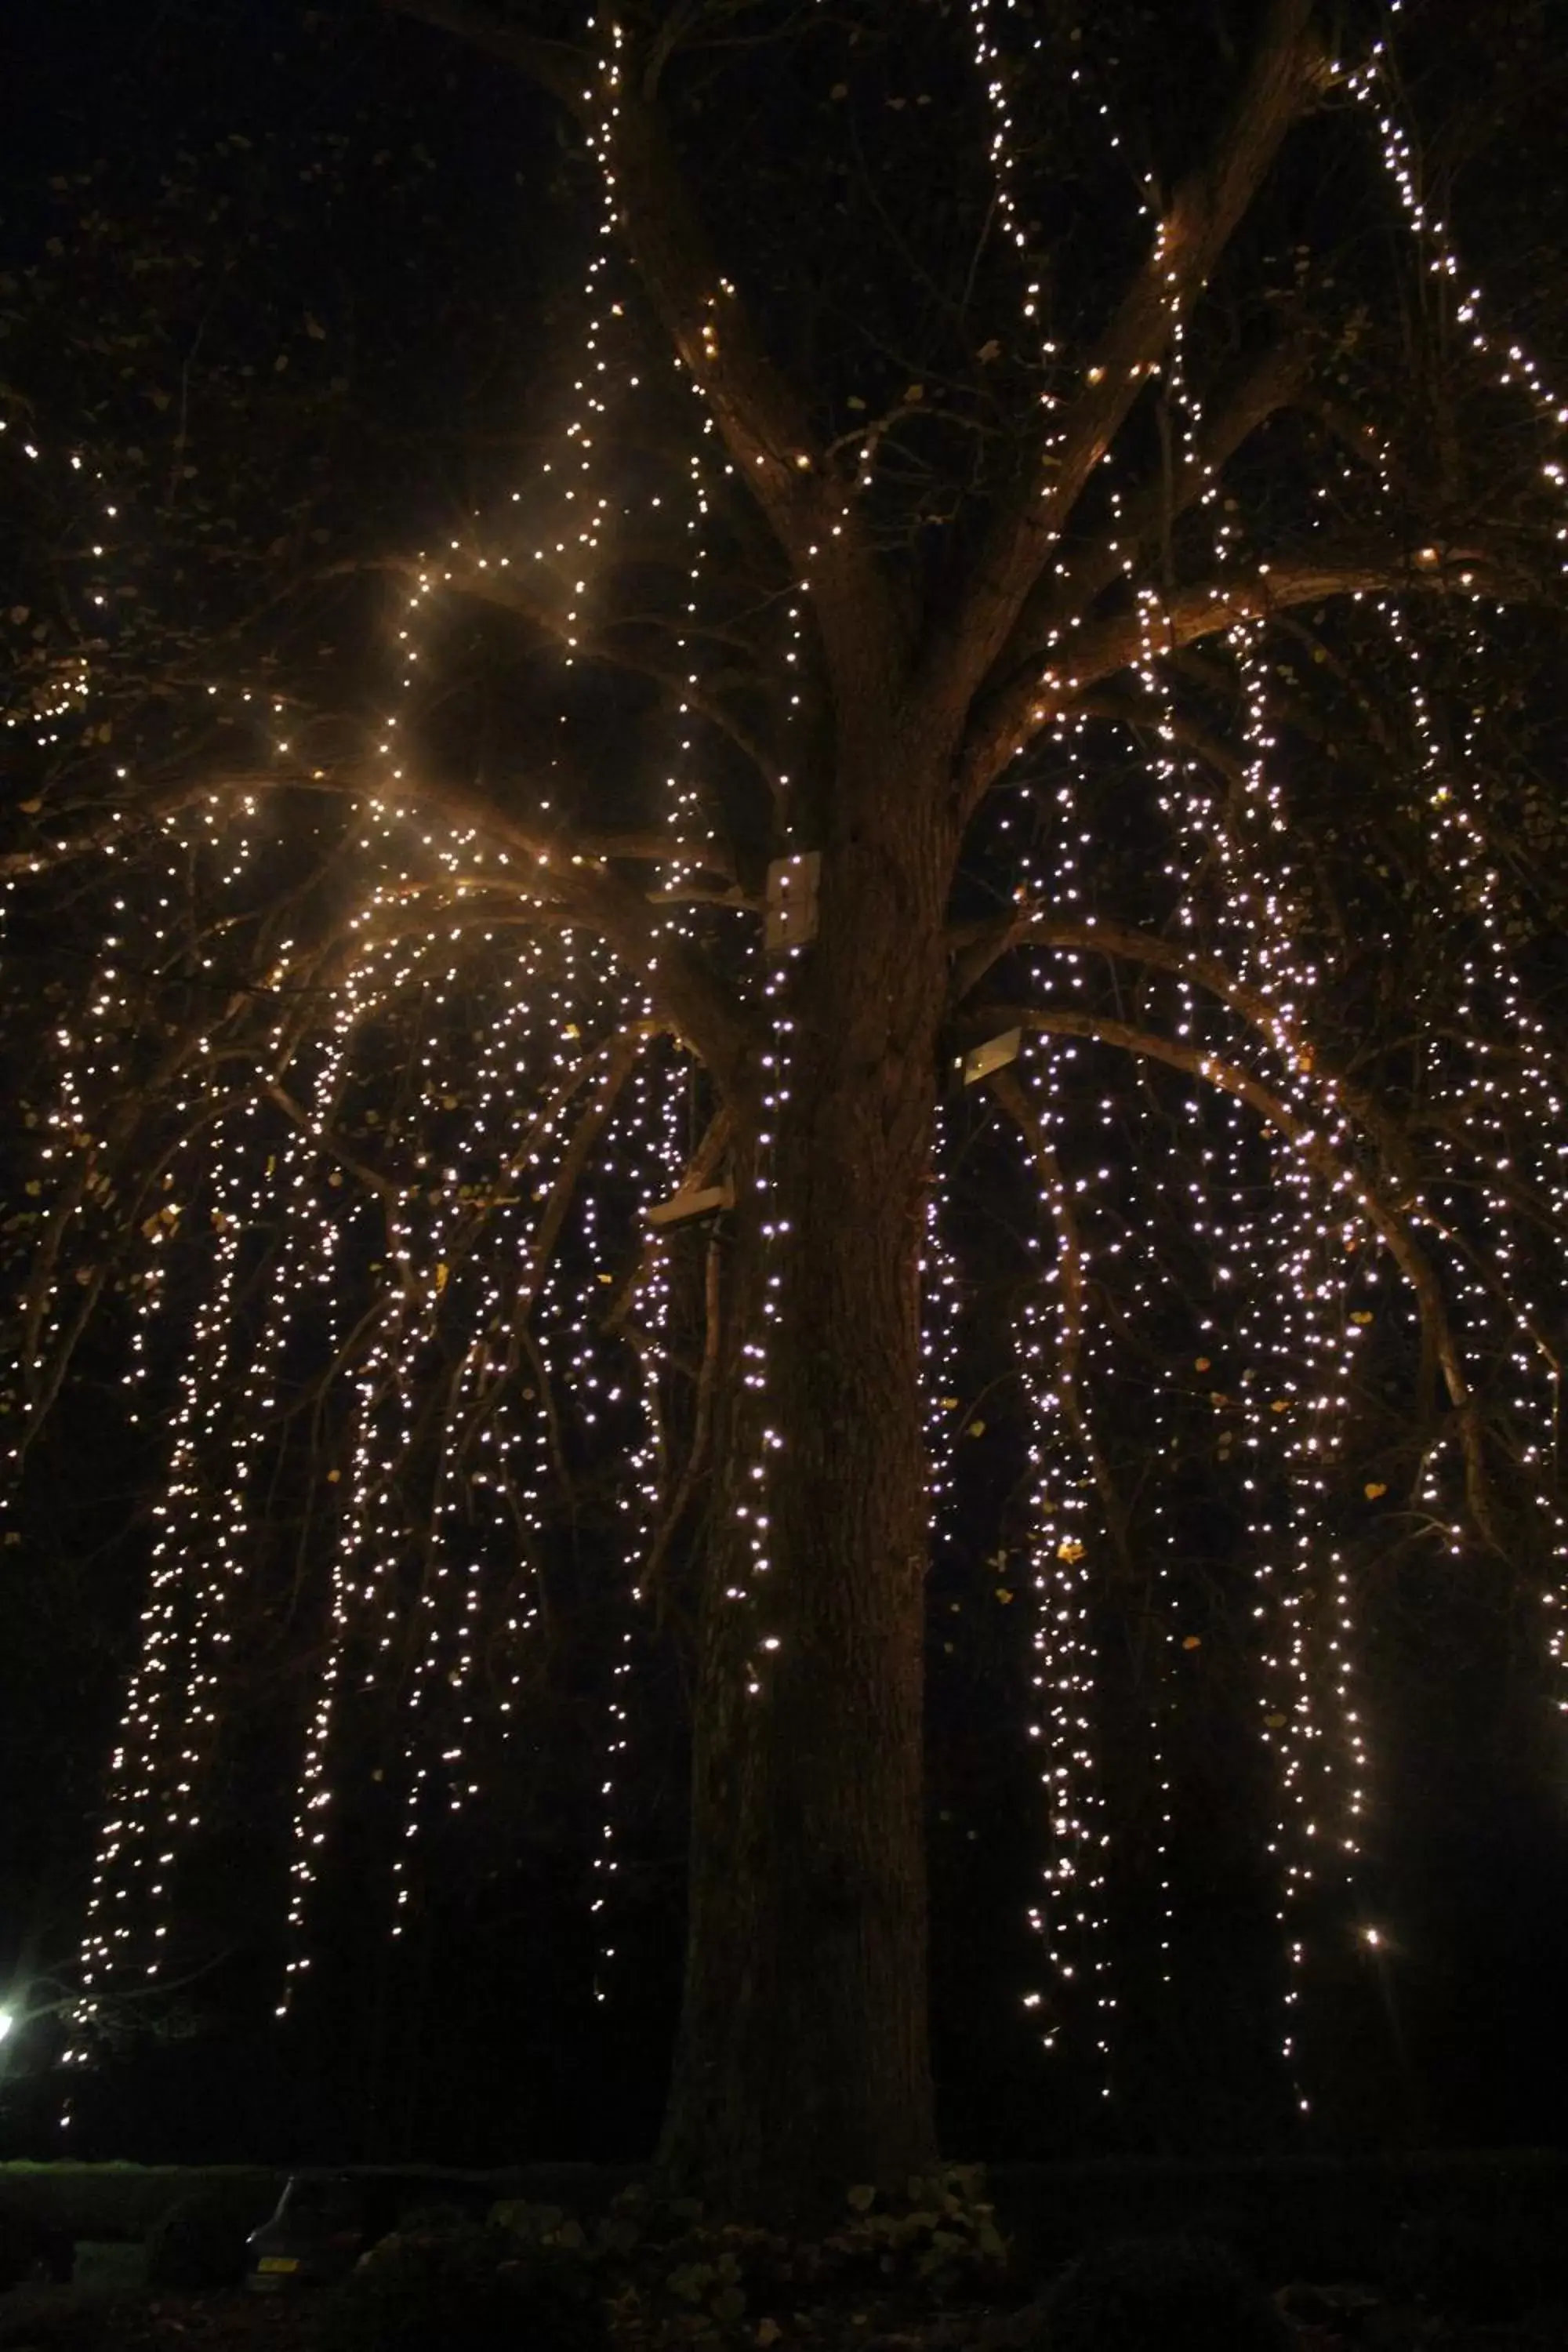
[321,2220,608,2352]
[143,2191,248,2291]
[1042,2232,1287,2352]
[487,2174,1008,2350]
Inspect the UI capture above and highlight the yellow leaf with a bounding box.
[1271,1398,1290,1413]
[967,1417,985,1437]
[434,1262,449,1293]
[1195,1356,1211,1372]
[1056,1537,1084,1563]
[1182,1635,1202,1650]
[995,1588,1013,1605]
[1364,1481,1387,1500]
[1265,1711,1287,1728]
[1350,1309,1374,1326]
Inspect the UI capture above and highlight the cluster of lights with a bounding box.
[7,4,1568,2139]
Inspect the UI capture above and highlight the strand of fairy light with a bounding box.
[1347,38,1568,556]
[1352,0,1568,1664]
[56,818,230,1957]
[383,953,554,1933]
[275,891,478,2000]
[429,960,561,1815]
[922,1116,966,1625]
[276,930,403,2006]
[64,807,282,2061]
[439,939,561,1754]
[1380,596,1568,1676]
[1011,1047,1112,2079]
[964,0,1126,2080]
[589,1036,687,1991]
[354,0,678,1970]
[575,5,800,1682]
[994,720,1112,2078]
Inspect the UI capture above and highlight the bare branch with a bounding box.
[5,760,755,1095]
[926,0,1326,720]
[989,331,1316,693]
[604,83,910,703]
[959,550,1508,801]
[971,1002,1501,1546]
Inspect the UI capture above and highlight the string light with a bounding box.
[6,4,1567,2133]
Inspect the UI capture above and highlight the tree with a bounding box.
[4,0,1568,2214]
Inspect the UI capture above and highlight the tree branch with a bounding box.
[380,0,908,702]
[604,78,909,702]
[958,549,1505,802]
[987,329,1316,698]
[970,1002,1501,1546]
[925,0,1326,720]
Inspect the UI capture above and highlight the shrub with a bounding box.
[1044,2232,1287,2352]
[143,2191,248,2291]
[321,2223,608,2352]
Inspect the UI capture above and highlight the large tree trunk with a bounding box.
[659,720,956,2217]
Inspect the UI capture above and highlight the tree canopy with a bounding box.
[4,0,1568,2205]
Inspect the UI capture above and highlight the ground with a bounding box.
[2,2281,1568,2351]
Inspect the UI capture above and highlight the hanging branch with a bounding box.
[958,550,1512,801]
[949,909,1420,1184]
[969,1002,1501,1548]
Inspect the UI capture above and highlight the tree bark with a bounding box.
[659,720,956,2217]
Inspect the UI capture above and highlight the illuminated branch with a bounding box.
[605,89,909,702]
[949,909,1412,1181]
[958,550,1508,801]
[261,1081,402,1206]
[4,761,754,1095]
[992,332,1316,691]
[927,0,1325,719]
[381,0,909,701]
[971,1002,1501,1547]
